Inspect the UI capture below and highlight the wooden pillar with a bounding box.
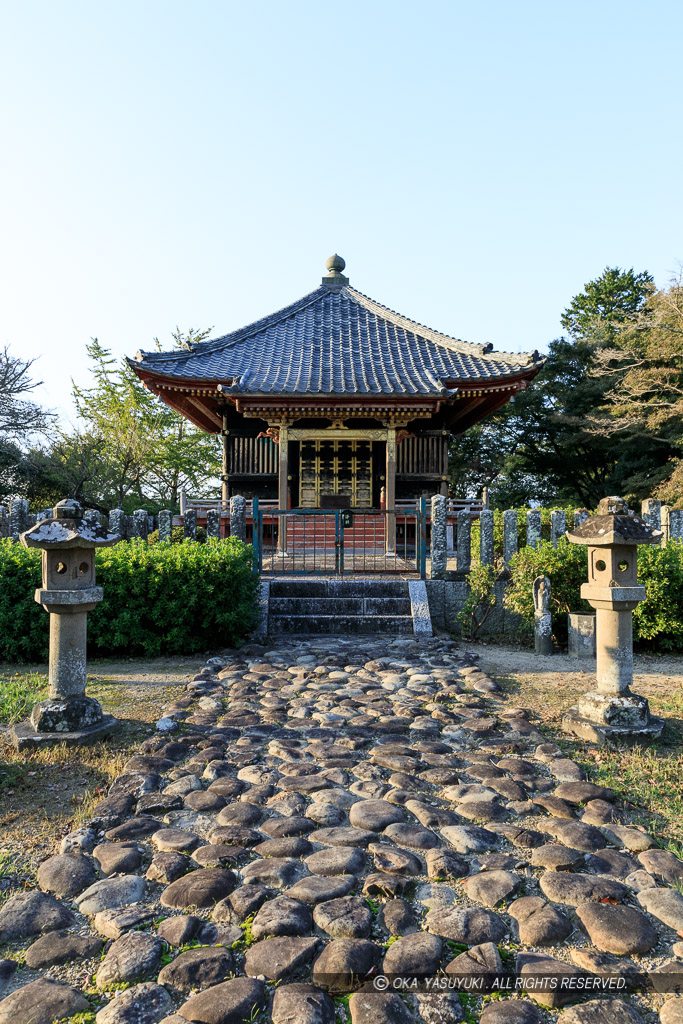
[222,411,232,507]
[386,427,396,553]
[440,431,450,497]
[278,424,289,552]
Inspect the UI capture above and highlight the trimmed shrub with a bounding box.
[0,538,259,661]
[504,537,683,651]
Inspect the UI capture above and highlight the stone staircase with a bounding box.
[265,578,429,635]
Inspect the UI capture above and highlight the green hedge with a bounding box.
[505,538,683,651]
[0,538,260,662]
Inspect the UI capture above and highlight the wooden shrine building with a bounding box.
[129,256,542,514]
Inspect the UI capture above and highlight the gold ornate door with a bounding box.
[299,440,372,507]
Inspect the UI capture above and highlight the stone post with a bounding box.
[0,505,8,538]
[550,510,566,548]
[109,509,125,539]
[10,500,119,750]
[641,498,661,535]
[430,494,447,580]
[184,508,197,541]
[533,575,552,655]
[158,510,172,542]
[562,496,663,744]
[568,613,596,659]
[456,510,471,575]
[670,509,683,542]
[206,508,220,540]
[526,509,542,549]
[660,505,670,544]
[503,509,518,567]
[133,509,148,540]
[574,509,590,528]
[230,495,246,542]
[9,498,29,540]
[479,509,494,566]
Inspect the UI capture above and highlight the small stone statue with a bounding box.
[533,575,553,655]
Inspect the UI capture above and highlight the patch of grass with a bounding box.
[0,671,48,724]
[575,743,683,847]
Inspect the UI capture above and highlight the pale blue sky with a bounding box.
[1,0,681,421]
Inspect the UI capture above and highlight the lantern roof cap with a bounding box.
[20,503,120,550]
[566,497,661,547]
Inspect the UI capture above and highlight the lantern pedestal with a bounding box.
[561,497,663,746]
[9,500,119,751]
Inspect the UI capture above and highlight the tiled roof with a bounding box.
[130,284,541,397]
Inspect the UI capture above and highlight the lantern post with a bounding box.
[562,496,663,744]
[10,500,119,750]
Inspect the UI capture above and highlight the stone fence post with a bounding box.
[430,494,447,579]
[670,509,683,542]
[641,498,661,535]
[550,509,566,548]
[574,509,590,528]
[184,508,197,541]
[10,498,29,540]
[133,509,148,540]
[230,495,246,542]
[479,509,494,566]
[526,509,541,549]
[0,505,8,538]
[456,510,471,574]
[206,508,220,540]
[109,509,125,539]
[158,510,172,542]
[503,509,517,567]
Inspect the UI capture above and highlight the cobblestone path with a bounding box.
[1,635,682,1024]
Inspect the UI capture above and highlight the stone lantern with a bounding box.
[10,500,119,750]
[562,496,663,744]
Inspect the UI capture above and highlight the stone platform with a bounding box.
[0,635,681,1024]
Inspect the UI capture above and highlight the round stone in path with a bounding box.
[312,938,381,991]
[446,941,501,975]
[313,897,372,938]
[308,827,378,847]
[93,842,143,877]
[271,983,335,1024]
[179,978,266,1024]
[244,936,320,982]
[152,827,199,853]
[209,826,262,847]
[575,903,658,955]
[242,857,306,888]
[0,978,88,1024]
[216,803,264,826]
[305,847,367,876]
[660,998,683,1024]
[259,816,316,838]
[556,999,646,1023]
[0,891,73,943]
[348,991,415,1024]
[508,896,572,946]
[378,898,418,936]
[462,870,521,908]
[539,872,628,906]
[95,982,174,1024]
[637,887,683,931]
[349,800,405,831]
[96,931,163,989]
[529,844,584,871]
[369,844,421,876]
[184,789,226,812]
[585,848,638,879]
[24,929,102,969]
[286,875,355,904]
[253,837,314,858]
[544,821,606,852]
[76,875,146,917]
[157,915,201,947]
[425,847,469,880]
[105,816,161,841]
[146,850,190,883]
[192,844,249,868]
[382,823,439,850]
[161,867,236,909]
[251,897,313,939]
[638,849,683,886]
[36,852,98,898]
[382,932,442,976]
[158,945,234,994]
[480,1000,542,1023]
[425,905,508,943]
[440,825,499,854]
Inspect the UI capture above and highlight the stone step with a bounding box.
[269,579,409,598]
[267,614,415,635]
[269,596,412,616]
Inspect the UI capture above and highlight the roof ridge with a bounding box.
[344,286,537,367]
[133,287,326,363]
